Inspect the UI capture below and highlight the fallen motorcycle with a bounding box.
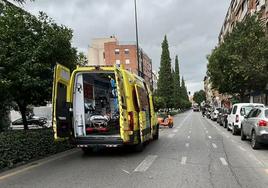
[157,115,174,128]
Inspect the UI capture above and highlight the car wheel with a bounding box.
[168,123,173,128]
[227,124,230,131]
[251,131,260,150]
[241,126,246,141]
[232,125,237,135]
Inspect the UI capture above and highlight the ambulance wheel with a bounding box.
[82,147,93,154]
[153,124,159,140]
[134,134,144,152]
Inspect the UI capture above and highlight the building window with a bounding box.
[125,59,130,64]
[116,59,120,65]
[124,49,129,55]
[115,49,120,55]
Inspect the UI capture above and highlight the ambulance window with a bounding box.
[132,88,139,112]
[56,82,67,117]
[137,87,149,110]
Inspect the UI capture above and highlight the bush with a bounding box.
[0,128,74,170]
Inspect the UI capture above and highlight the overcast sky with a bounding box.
[16,0,230,94]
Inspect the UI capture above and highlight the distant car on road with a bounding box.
[241,107,268,149]
[227,103,264,135]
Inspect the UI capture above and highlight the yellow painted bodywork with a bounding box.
[52,64,158,144]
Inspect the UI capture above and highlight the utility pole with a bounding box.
[134,0,141,77]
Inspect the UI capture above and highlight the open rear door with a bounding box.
[135,84,151,142]
[52,64,71,139]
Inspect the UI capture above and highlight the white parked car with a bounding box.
[227,103,264,135]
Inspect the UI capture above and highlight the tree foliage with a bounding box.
[173,55,181,108]
[207,15,268,99]
[0,3,77,129]
[193,90,206,105]
[156,35,173,109]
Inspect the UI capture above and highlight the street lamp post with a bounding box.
[134,0,141,77]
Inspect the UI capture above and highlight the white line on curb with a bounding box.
[212,143,217,148]
[181,157,187,165]
[220,158,228,166]
[134,155,158,172]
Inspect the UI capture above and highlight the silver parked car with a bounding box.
[241,107,268,149]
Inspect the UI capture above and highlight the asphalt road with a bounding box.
[1,111,268,188]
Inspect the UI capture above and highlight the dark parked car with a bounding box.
[12,116,47,127]
[218,108,230,128]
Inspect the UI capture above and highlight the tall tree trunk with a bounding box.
[17,102,28,130]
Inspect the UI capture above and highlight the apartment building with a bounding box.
[87,36,153,87]
[219,0,268,43]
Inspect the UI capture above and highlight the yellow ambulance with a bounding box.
[52,64,159,152]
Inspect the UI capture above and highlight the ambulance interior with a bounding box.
[73,72,120,137]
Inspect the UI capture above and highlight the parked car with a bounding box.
[241,107,268,149]
[12,116,48,127]
[227,103,264,135]
[210,108,220,121]
[220,108,231,128]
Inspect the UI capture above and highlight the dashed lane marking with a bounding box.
[206,131,208,134]
[185,143,190,147]
[187,136,190,139]
[208,136,212,139]
[189,131,191,134]
[220,158,228,166]
[168,134,175,138]
[173,129,179,133]
[212,143,217,148]
[134,155,158,172]
[181,157,187,165]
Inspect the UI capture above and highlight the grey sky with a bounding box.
[16,0,230,94]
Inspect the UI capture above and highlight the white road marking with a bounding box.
[181,156,187,165]
[208,136,212,139]
[134,155,158,172]
[189,131,191,134]
[122,169,131,174]
[238,146,246,151]
[187,136,190,139]
[212,143,217,148]
[206,131,208,134]
[0,149,79,180]
[173,129,178,133]
[185,143,190,147]
[168,134,175,138]
[220,158,228,166]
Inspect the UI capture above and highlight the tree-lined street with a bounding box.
[1,111,268,188]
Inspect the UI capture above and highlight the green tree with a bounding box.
[77,52,88,66]
[173,55,181,109]
[193,90,206,105]
[180,77,191,109]
[157,35,173,110]
[0,4,77,130]
[207,15,268,100]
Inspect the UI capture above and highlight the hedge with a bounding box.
[0,128,74,170]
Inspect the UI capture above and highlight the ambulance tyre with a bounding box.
[134,134,144,152]
[153,124,159,140]
[82,147,93,154]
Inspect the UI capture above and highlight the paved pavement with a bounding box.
[1,111,268,188]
